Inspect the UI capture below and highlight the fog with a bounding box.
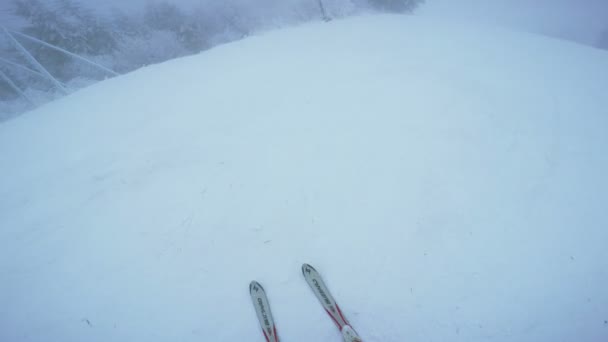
[1,0,607,120]
[422,0,608,45]
[64,0,608,45]
[3,0,607,44]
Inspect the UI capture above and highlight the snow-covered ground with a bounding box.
[1,14,607,342]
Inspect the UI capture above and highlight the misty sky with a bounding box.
[1,0,607,46]
[422,0,608,45]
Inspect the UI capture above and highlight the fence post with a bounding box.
[318,0,331,21]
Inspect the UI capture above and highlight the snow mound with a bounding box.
[1,14,608,342]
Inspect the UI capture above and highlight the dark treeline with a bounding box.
[0,0,424,118]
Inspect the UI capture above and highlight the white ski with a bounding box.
[250,281,279,342]
[302,263,362,342]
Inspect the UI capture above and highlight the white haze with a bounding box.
[2,14,608,342]
[1,0,607,46]
[422,0,608,46]
[83,0,608,46]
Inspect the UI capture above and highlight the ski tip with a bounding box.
[249,280,264,294]
[301,263,317,276]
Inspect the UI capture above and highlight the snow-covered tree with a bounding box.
[13,0,116,55]
[144,1,217,53]
[12,0,117,80]
[2,0,427,119]
[365,0,424,13]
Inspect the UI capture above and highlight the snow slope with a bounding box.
[1,14,608,342]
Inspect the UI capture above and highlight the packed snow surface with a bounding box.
[1,15,608,342]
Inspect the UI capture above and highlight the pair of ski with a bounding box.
[249,263,362,342]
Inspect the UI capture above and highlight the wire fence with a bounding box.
[0,25,119,110]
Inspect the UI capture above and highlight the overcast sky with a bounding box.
[1,0,607,46]
[421,0,608,45]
